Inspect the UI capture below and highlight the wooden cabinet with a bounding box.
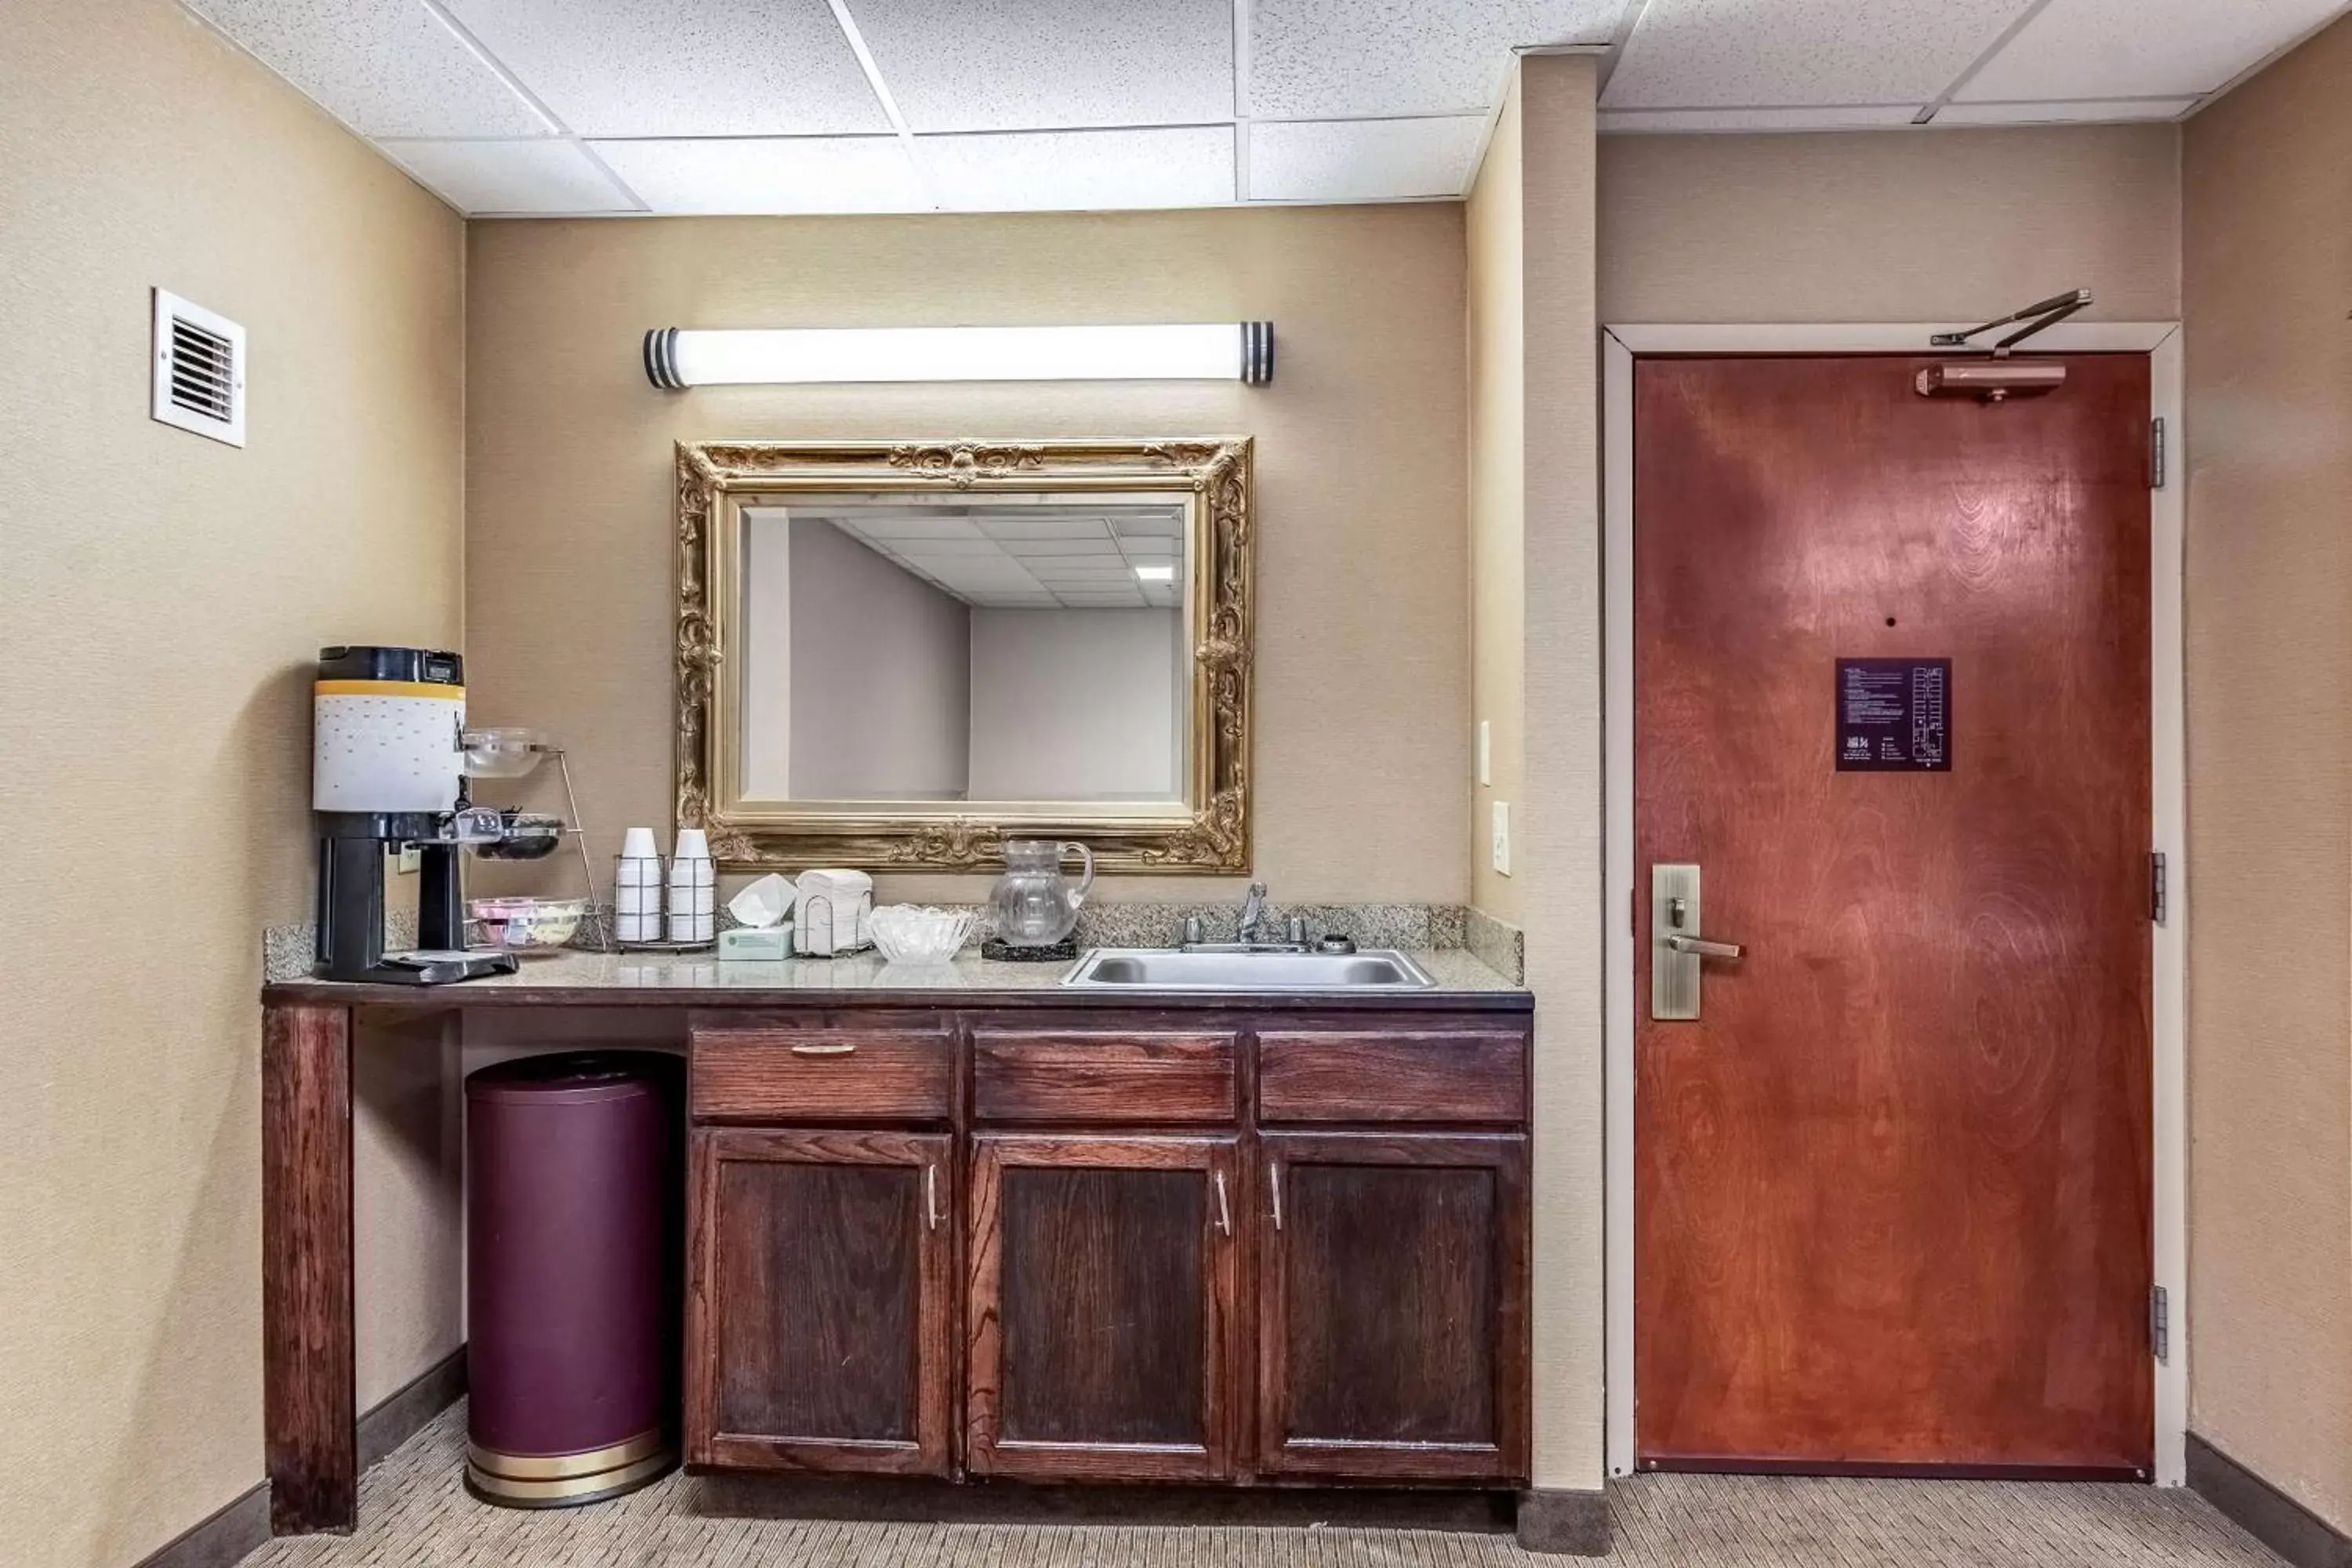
[1256,1131,1530,1481]
[684,1008,1531,1491]
[966,1133,1242,1480]
[686,1127,955,1475]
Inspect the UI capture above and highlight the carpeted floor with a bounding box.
[240,1406,2284,1568]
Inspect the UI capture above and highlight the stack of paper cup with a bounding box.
[668,828,716,945]
[615,827,662,944]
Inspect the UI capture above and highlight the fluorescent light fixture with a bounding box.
[1133,564,1177,582]
[645,322,1272,388]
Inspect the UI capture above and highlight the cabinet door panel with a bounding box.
[1260,1133,1528,1482]
[688,1129,953,1475]
[968,1134,1238,1480]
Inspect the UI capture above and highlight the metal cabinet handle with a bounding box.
[790,1042,856,1055]
[1212,1171,1232,1236]
[1269,1163,1283,1231]
[1664,934,1744,960]
[925,1163,941,1230]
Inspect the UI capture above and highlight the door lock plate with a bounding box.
[1653,863,1703,1020]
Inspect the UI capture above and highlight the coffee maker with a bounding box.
[313,645,519,985]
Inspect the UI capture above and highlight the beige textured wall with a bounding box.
[1518,53,1606,1492]
[1599,124,2180,323]
[0,0,466,1562]
[1467,54,1604,1490]
[464,207,1468,906]
[2181,14,2352,1532]
[1467,81,1528,924]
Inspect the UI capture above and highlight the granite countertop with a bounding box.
[262,944,1528,1009]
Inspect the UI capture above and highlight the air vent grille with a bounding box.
[151,289,245,447]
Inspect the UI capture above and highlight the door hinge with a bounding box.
[2151,851,2168,924]
[2151,1284,2170,1363]
[2150,417,2167,488]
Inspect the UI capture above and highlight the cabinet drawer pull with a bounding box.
[789,1042,857,1056]
[1211,1170,1232,1236]
[1269,1162,1283,1231]
[925,1163,941,1230]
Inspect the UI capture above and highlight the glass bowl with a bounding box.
[468,895,588,952]
[866,906,975,966]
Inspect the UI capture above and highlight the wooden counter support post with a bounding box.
[262,1003,357,1534]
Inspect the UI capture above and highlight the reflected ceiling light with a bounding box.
[644,322,1273,388]
[1133,564,1177,582]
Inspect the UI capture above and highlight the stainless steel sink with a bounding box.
[1062,947,1436,992]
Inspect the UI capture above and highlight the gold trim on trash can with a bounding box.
[465,1431,675,1508]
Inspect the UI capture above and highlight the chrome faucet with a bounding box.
[1236,882,1269,944]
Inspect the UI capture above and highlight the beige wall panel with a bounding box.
[1468,83,1529,925]
[1519,53,1606,1491]
[0,0,466,1561]
[463,206,1469,906]
[2181,14,2352,1533]
[1598,125,2180,324]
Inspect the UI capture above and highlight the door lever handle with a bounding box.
[1664,933,1744,960]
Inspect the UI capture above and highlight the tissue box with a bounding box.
[718,924,792,962]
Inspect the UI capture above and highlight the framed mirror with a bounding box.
[676,438,1254,873]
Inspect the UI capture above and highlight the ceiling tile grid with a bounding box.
[376,138,641,213]
[436,0,891,137]
[854,0,1236,132]
[593,137,927,214]
[1250,116,1490,201]
[1601,0,2032,109]
[912,126,1236,211]
[1954,0,2350,102]
[184,0,2352,213]
[1247,0,1618,118]
[187,0,550,136]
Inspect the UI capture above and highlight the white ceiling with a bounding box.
[185,0,2349,216]
[772,504,1189,610]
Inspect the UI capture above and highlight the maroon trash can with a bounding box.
[464,1051,683,1507]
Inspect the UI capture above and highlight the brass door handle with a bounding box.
[1664,934,1744,960]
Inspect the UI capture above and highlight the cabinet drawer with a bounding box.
[1258,1029,1528,1124]
[691,1027,953,1122]
[974,1030,1237,1123]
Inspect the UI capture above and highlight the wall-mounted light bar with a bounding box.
[644,322,1273,390]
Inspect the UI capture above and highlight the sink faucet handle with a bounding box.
[1286,914,1308,946]
[1181,913,1204,946]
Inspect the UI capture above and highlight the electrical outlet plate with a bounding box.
[396,844,421,875]
[1490,800,1511,875]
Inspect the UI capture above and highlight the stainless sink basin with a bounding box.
[1062,947,1436,992]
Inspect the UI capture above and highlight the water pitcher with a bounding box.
[989,840,1095,946]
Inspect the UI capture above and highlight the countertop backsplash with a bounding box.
[262,902,1523,985]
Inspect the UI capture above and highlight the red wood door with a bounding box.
[1632,354,2153,1476]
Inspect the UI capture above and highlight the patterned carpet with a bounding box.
[240,1406,2284,1568]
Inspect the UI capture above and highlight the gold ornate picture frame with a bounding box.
[675,437,1254,873]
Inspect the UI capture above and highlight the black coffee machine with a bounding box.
[313,645,519,985]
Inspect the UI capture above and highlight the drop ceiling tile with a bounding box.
[1597,104,1922,132]
[1000,538,1123,555]
[1248,0,1617,118]
[913,127,1234,212]
[1603,0,2029,108]
[889,539,1017,557]
[854,0,1234,131]
[591,137,925,213]
[1957,0,2346,102]
[1249,116,1486,201]
[984,518,1115,541]
[851,518,985,542]
[378,139,639,214]
[186,0,547,136]
[1934,98,2197,125]
[437,0,887,136]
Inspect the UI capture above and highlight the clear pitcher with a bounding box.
[989,840,1095,946]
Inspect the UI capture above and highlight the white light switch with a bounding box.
[1478,720,1491,786]
[1490,800,1511,875]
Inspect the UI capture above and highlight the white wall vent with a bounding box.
[151,289,246,447]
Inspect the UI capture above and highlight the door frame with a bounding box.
[1599,322,2188,1485]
